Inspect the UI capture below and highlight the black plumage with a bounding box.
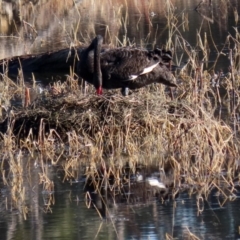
[78,35,177,95]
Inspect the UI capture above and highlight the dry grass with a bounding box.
[0,72,239,204]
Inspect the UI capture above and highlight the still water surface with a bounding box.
[0,0,239,73]
[1,174,240,240]
[1,0,240,239]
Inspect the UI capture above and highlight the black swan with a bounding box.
[78,35,177,95]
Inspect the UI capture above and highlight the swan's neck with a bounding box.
[93,35,103,94]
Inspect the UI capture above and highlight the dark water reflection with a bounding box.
[1,177,240,240]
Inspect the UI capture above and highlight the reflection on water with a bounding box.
[1,172,240,240]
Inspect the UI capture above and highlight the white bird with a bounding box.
[147,178,166,189]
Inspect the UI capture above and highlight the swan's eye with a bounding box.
[153,56,159,61]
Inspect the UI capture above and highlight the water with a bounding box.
[0,0,239,72]
[1,0,240,239]
[1,173,240,240]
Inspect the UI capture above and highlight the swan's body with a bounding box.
[78,35,177,95]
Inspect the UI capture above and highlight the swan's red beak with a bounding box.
[96,86,103,95]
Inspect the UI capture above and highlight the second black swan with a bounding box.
[78,35,177,95]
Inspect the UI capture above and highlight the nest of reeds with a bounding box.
[0,85,177,144]
[1,81,239,197]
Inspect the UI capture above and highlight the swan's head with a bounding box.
[157,65,177,87]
